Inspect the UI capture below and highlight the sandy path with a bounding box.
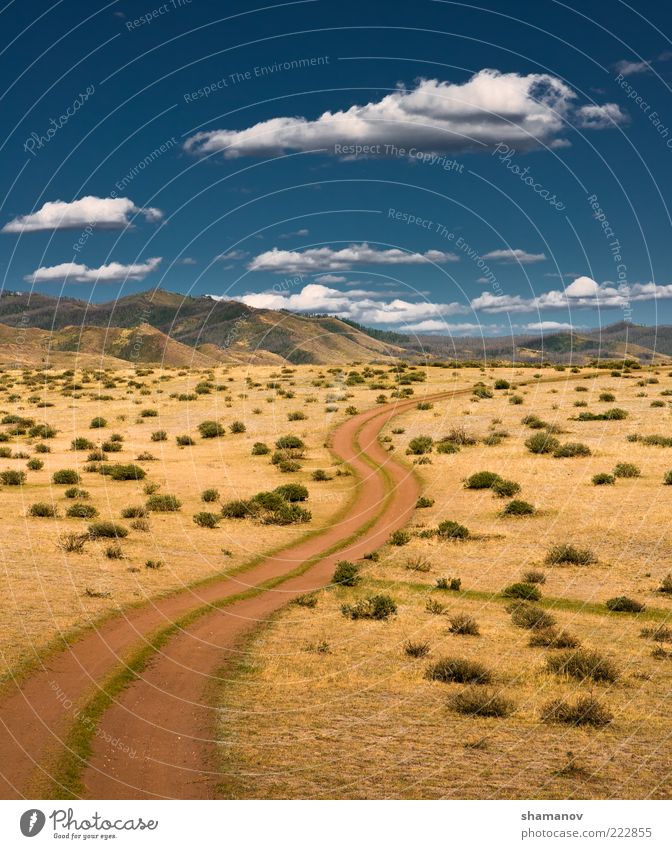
[0,391,448,799]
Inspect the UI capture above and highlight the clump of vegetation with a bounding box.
[449,688,514,717]
[575,407,628,421]
[1,469,26,486]
[150,430,167,442]
[657,574,672,594]
[492,478,520,498]
[389,529,411,546]
[105,543,124,559]
[230,420,247,433]
[606,596,645,613]
[437,520,469,539]
[274,483,309,502]
[252,442,270,455]
[502,582,541,601]
[64,487,88,499]
[501,499,535,516]
[525,432,560,454]
[425,657,491,684]
[592,472,615,486]
[99,463,146,481]
[546,649,618,683]
[176,435,195,446]
[66,503,98,519]
[528,628,580,648]
[87,521,129,539]
[146,494,182,512]
[200,488,219,503]
[193,511,220,528]
[275,434,305,450]
[613,462,640,478]
[71,437,95,451]
[332,560,360,587]
[405,556,431,573]
[52,469,80,485]
[541,696,613,727]
[90,417,107,428]
[312,469,331,481]
[341,594,397,621]
[121,506,147,519]
[29,502,58,517]
[464,470,501,489]
[220,499,251,519]
[546,543,596,566]
[508,602,556,630]
[553,442,592,458]
[407,435,434,455]
[404,640,430,658]
[522,570,546,584]
[436,577,462,591]
[58,532,87,553]
[448,614,479,635]
[198,420,226,438]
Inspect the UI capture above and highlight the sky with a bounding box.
[1,0,672,336]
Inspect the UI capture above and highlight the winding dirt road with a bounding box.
[0,389,455,800]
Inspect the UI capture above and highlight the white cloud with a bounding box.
[2,196,162,233]
[481,248,547,264]
[279,228,310,239]
[248,243,459,273]
[315,274,347,283]
[576,103,627,129]
[25,257,161,283]
[401,319,484,334]
[176,257,197,265]
[215,250,249,262]
[614,59,651,76]
[212,281,467,325]
[525,321,575,331]
[564,275,600,297]
[184,70,622,159]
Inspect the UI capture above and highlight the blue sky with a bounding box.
[1,0,672,335]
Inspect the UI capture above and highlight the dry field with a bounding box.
[215,363,672,799]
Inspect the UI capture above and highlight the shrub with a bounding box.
[27,458,44,471]
[546,543,596,565]
[492,478,520,498]
[87,521,128,539]
[64,487,88,499]
[252,442,270,455]
[554,442,592,458]
[71,437,94,451]
[34,443,50,453]
[657,573,672,594]
[541,696,612,727]
[522,570,546,584]
[150,430,167,442]
[509,395,523,405]
[425,657,491,684]
[121,506,147,518]
[405,556,431,572]
[494,379,510,389]
[101,441,122,453]
[287,411,306,422]
[140,408,158,418]
[503,582,541,601]
[201,488,219,503]
[525,432,560,454]
[436,441,459,454]
[292,593,318,608]
[312,468,331,481]
[404,640,430,658]
[52,469,80,485]
[230,420,246,433]
[437,520,469,539]
[613,462,640,478]
[599,392,616,402]
[90,417,107,428]
[341,594,397,621]
[606,596,645,613]
[522,414,547,429]
[449,687,514,717]
[501,499,535,516]
[29,502,58,517]
[87,449,107,462]
[146,494,181,512]
[426,598,447,615]
[448,614,479,635]
[0,469,25,486]
[58,532,87,553]
[389,529,411,546]
[416,495,434,508]
[464,471,500,489]
[546,649,618,683]
[221,499,251,519]
[176,435,195,446]
[528,628,580,648]
[66,503,98,519]
[275,434,305,450]
[436,577,461,591]
[664,470,672,485]
[100,463,146,481]
[105,543,124,559]
[278,459,302,473]
[508,602,555,630]
[407,435,433,455]
[193,511,220,528]
[145,559,163,569]
[576,407,628,421]
[332,560,360,587]
[274,483,309,502]
[130,519,150,532]
[592,472,615,486]
[198,420,226,438]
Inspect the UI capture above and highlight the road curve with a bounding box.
[0,389,453,800]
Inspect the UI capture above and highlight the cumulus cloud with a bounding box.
[471,276,672,314]
[248,243,459,273]
[614,59,651,77]
[575,103,627,129]
[401,319,484,334]
[315,274,347,283]
[184,70,624,159]
[2,196,162,233]
[481,248,546,264]
[525,321,575,331]
[213,281,467,325]
[25,257,161,283]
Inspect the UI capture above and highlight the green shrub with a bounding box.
[332,560,360,587]
[146,494,181,512]
[64,486,88,499]
[341,594,397,621]
[592,472,615,486]
[278,459,302,473]
[90,417,107,428]
[287,411,306,421]
[425,657,491,684]
[494,379,510,389]
[554,442,591,458]
[437,520,469,539]
[220,499,250,519]
[657,574,672,594]
[312,468,331,481]
[87,521,128,539]
[27,458,43,471]
[613,462,640,478]
[663,470,672,485]
[275,434,305,450]
[198,420,226,438]
[230,420,246,433]
[508,602,555,630]
[541,696,612,727]
[105,543,124,559]
[193,511,220,528]
[501,499,535,516]
[252,442,270,455]
[492,478,520,498]
[407,435,433,455]
[522,414,547,429]
[99,463,146,481]
[522,570,546,584]
[176,435,195,446]
[140,408,158,418]
[101,440,122,452]
[436,441,459,454]
[201,488,219,503]
[449,687,514,717]
[509,395,523,405]
[66,503,98,519]
[546,649,617,683]
[389,529,411,546]
[606,596,645,613]
[528,628,580,648]
[525,432,560,454]
[502,582,541,601]
[150,430,167,442]
[52,469,80,485]
[448,614,479,635]
[404,640,430,658]
[274,483,309,502]
[464,470,501,489]
[87,449,107,462]
[416,495,434,508]
[599,392,615,402]
[71,437,94,450]
[29,502,58,517]
[546,543,596,565]
[121,506,147,518]
[576,407,628,421]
